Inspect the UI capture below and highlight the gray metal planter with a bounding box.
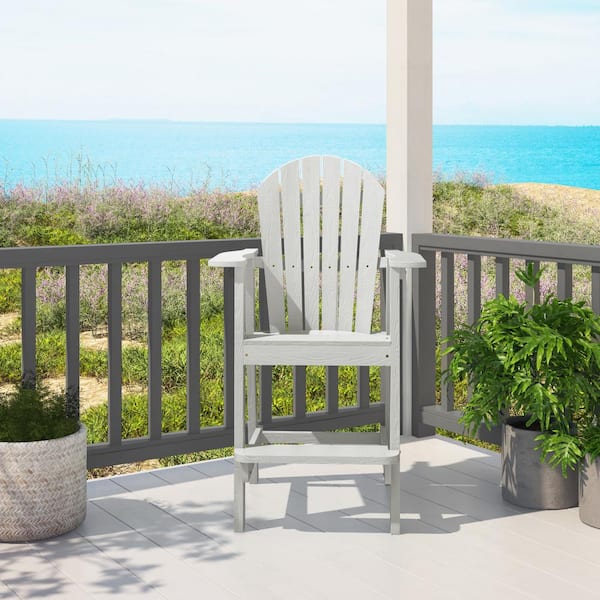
[501,416,578,509]
[579,454,600,527]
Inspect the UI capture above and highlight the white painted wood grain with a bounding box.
[301,156,321,330]
[236,444,399,465]
[355,172,385,333]
[280,161,303,331]
[321,156,341,329]
[337,160,362,331]
[258,170,285,332]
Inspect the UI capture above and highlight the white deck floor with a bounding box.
[2,435,600,600]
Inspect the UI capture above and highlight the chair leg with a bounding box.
[390,457,401,535]
[384,465,392,485]
[249,463,259,484]
[234,462,246,532]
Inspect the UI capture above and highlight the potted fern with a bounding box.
[444,264,600,509]
[0,384,87,542]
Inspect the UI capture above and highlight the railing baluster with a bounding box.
[108,263,122,446]
[467,254,481,324]
[593,266,600,315]
[293,367,307,418]
[326,367,339,414]
[358,366,370,409]
[21,267,36,388]
[557,262,573,300]
[65,265,80,419]
[525,260,541,306]
[186,260,201,433]
[148,260,162,440]
[440,252,454,412]
[223,268,235,429]
[414,248,436,437]
[495,257,510,298]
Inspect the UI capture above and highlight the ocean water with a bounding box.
[1,120,599,191]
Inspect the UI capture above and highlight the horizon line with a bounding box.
[1,118,599,128]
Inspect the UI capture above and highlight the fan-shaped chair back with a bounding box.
[258,156,385,334]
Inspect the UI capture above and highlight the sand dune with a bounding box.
[506,183,600,213]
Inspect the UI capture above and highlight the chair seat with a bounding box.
[235,443,399,465]
[242,330,393,366]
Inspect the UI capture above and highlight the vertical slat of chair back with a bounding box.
[354,172,385,332]
[321,156,342,329]
[280,162,303,331]
[258,171,286,332]
[337,161,362,331]
[258,156,385,334]
[301,156,321,330]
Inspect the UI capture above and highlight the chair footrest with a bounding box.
[235,444,399,465]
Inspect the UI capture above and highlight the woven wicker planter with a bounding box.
[0,424,87,542]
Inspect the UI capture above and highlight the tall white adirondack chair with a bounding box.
[209,156,425,534]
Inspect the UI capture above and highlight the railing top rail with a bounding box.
[0,238,262,268]
[0,233,403,269]
[413,233,600,266]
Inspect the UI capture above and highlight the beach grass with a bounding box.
[2,176,599,471]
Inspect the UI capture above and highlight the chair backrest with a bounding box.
[258,156,385,334]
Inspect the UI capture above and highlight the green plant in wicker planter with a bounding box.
[443,264,600,509]
[0,384,87,542]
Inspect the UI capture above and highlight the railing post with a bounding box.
[412,243,436,437]
[186,260,201,433]
[65,265,80,419]
[107,263,122,447]
[440,252,454,412]
[21,267,37,388]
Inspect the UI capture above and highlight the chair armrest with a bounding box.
[383,250,427,270]
[208,248,258,268]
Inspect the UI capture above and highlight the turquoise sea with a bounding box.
[1,120,599,191]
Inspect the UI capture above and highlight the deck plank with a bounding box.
[4,436,598,599]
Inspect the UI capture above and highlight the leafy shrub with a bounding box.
[0,385,79,442]
[0,269,21,312]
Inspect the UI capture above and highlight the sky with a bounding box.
[0,0,599,125]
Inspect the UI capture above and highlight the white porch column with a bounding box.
[386,0,433,243]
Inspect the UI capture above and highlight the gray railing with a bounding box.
[0,233,403,468]
[411,233,600,443]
